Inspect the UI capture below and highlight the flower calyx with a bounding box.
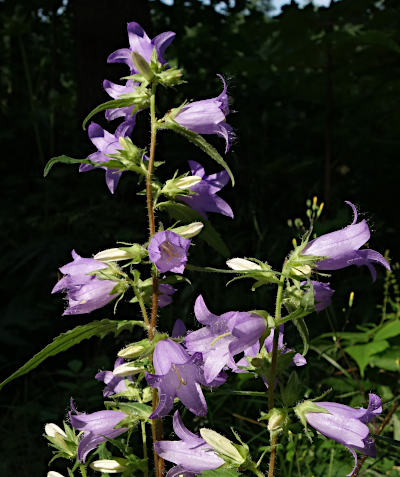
[44,421,78,460]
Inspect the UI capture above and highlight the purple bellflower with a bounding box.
[185,295,267,383]
[52,250,118,315]
[305,393,382,476]
[108,22,175,72]
[172,319,187,338]
[265,325,307,367]
[148,230,191,274]
[69,400,128,463]
[95,358,132,397]
[303,201,390,281]
[80,120,135,194]
[103,79,138,121]
[158,283,177,308]
[178,160,233,219]
[173,75,234,153]
[300,280,335,312]
[155,410,225,477]
[145,339,225,418]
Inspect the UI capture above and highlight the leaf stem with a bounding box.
[79,464,87,477]
[141,421,149,477]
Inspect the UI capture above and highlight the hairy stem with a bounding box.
[133,283,150,327]
[79,464,88,477]
[145,82,163,477]
[267,272,285,477]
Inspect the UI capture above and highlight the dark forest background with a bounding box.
[1,0,399,475]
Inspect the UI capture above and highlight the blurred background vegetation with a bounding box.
[0,0,399,475]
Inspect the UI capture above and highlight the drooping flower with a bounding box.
[185,295,266,383]
[301,280,335,312]
[145,339,225,418]
[172,319,186,338]
[148,230,191,274]
[265,325,307,367]
[304,393,382,476]
[95,358,133,397]
[108,22,175,72]
[103,79,138,122]
[69,401,128,463]
[155,411,225,476]
[173,75,234,153]
[178,161,233,219]
[302,201,390,281]
[79,120,135,194]
[52,250,119,315]
[158,283,177,308]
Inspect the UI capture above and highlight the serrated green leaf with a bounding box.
[82,98,135,130]
[202,468,240,477]
[159,120,235,185]
[374,321,400,341]
[293,317,309,355]
[114,402,152,419]
[158,201,230,257]
[0,319,146,391]
[43,155,91,177]
[345,340,389,377]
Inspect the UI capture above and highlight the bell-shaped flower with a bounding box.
[80,120,135,193]
[173,75,234,153]
[185,295,266,383]
[178,160,233,219]
[103,79,138,122]
[108,22,175,72]
[302,201,390,281]
[145,339,225,418]
[301,280,335,312]
[158,283,177,307]
[172,319,186,338]
[304,393,382,476]
[95,358,134,397]
[52,250,119,315]
[155,411,225,476]
[148,230,191,274]
[69,401,128,463]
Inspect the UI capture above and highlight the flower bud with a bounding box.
[175,175,202,189]
[266,408,288,435]
[44,423,67,439]
[200,429,245,466]
[113,361,145,377]
[290,264,312,278]
[94,248,132,262]
[90,458,128,473]
[118,339,153,359]
[171,222,204,239]
[47,472,66,477]
[158,67,184,87]
[162,175,202,197]
[226,258,262,271]
[131,51,155,82]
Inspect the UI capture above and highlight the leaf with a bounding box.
[345,340,389,377]
[82,98,135,130]
[159,120,235,185]
[0,319,146,390]
[158,201,230,257]
[374,321,400,341]
[202,469,240,477]
[43,155,91,177]
[293,317,309,355]
[114,402,153,419]
[369,346,400,372]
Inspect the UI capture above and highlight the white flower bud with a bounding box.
[291,265,312,277]
[90,459,128,473]
[44,423,67,439]
[172,222,204,239]
[47,472,66,477]
[118,344,146,359]
[200,428,245,465]
[226,258,262,271]
[93,248,132,262]
[175,175,202,189]
[113,362,145,377]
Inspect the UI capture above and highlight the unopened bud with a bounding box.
[45,423,67,439]
[226,258,262,271]
[291,265,312,278]
[48,472,66,477]
[175,175,202,189]
[94,248,132,262]
[200,429,245,465]
[90,458,128,473]
[267,408,288,433]
[113,362,145,377]
[172,222,204,239]
[131,52,154,82]
[118,339,152,358]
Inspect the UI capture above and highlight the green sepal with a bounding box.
[131,51,155,82]
[293,317,309,355]
[82,98,136,130]
[106,401,153,422]
[294,399,331,427]
[200,429,245,466]
[158,119,235,185]
[0,319,147,390]
[43,155,93,177]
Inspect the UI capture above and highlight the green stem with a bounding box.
[141,421,149,477]
[267,271,286,477]
[133,283,150,327]
[79,464,87,477]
